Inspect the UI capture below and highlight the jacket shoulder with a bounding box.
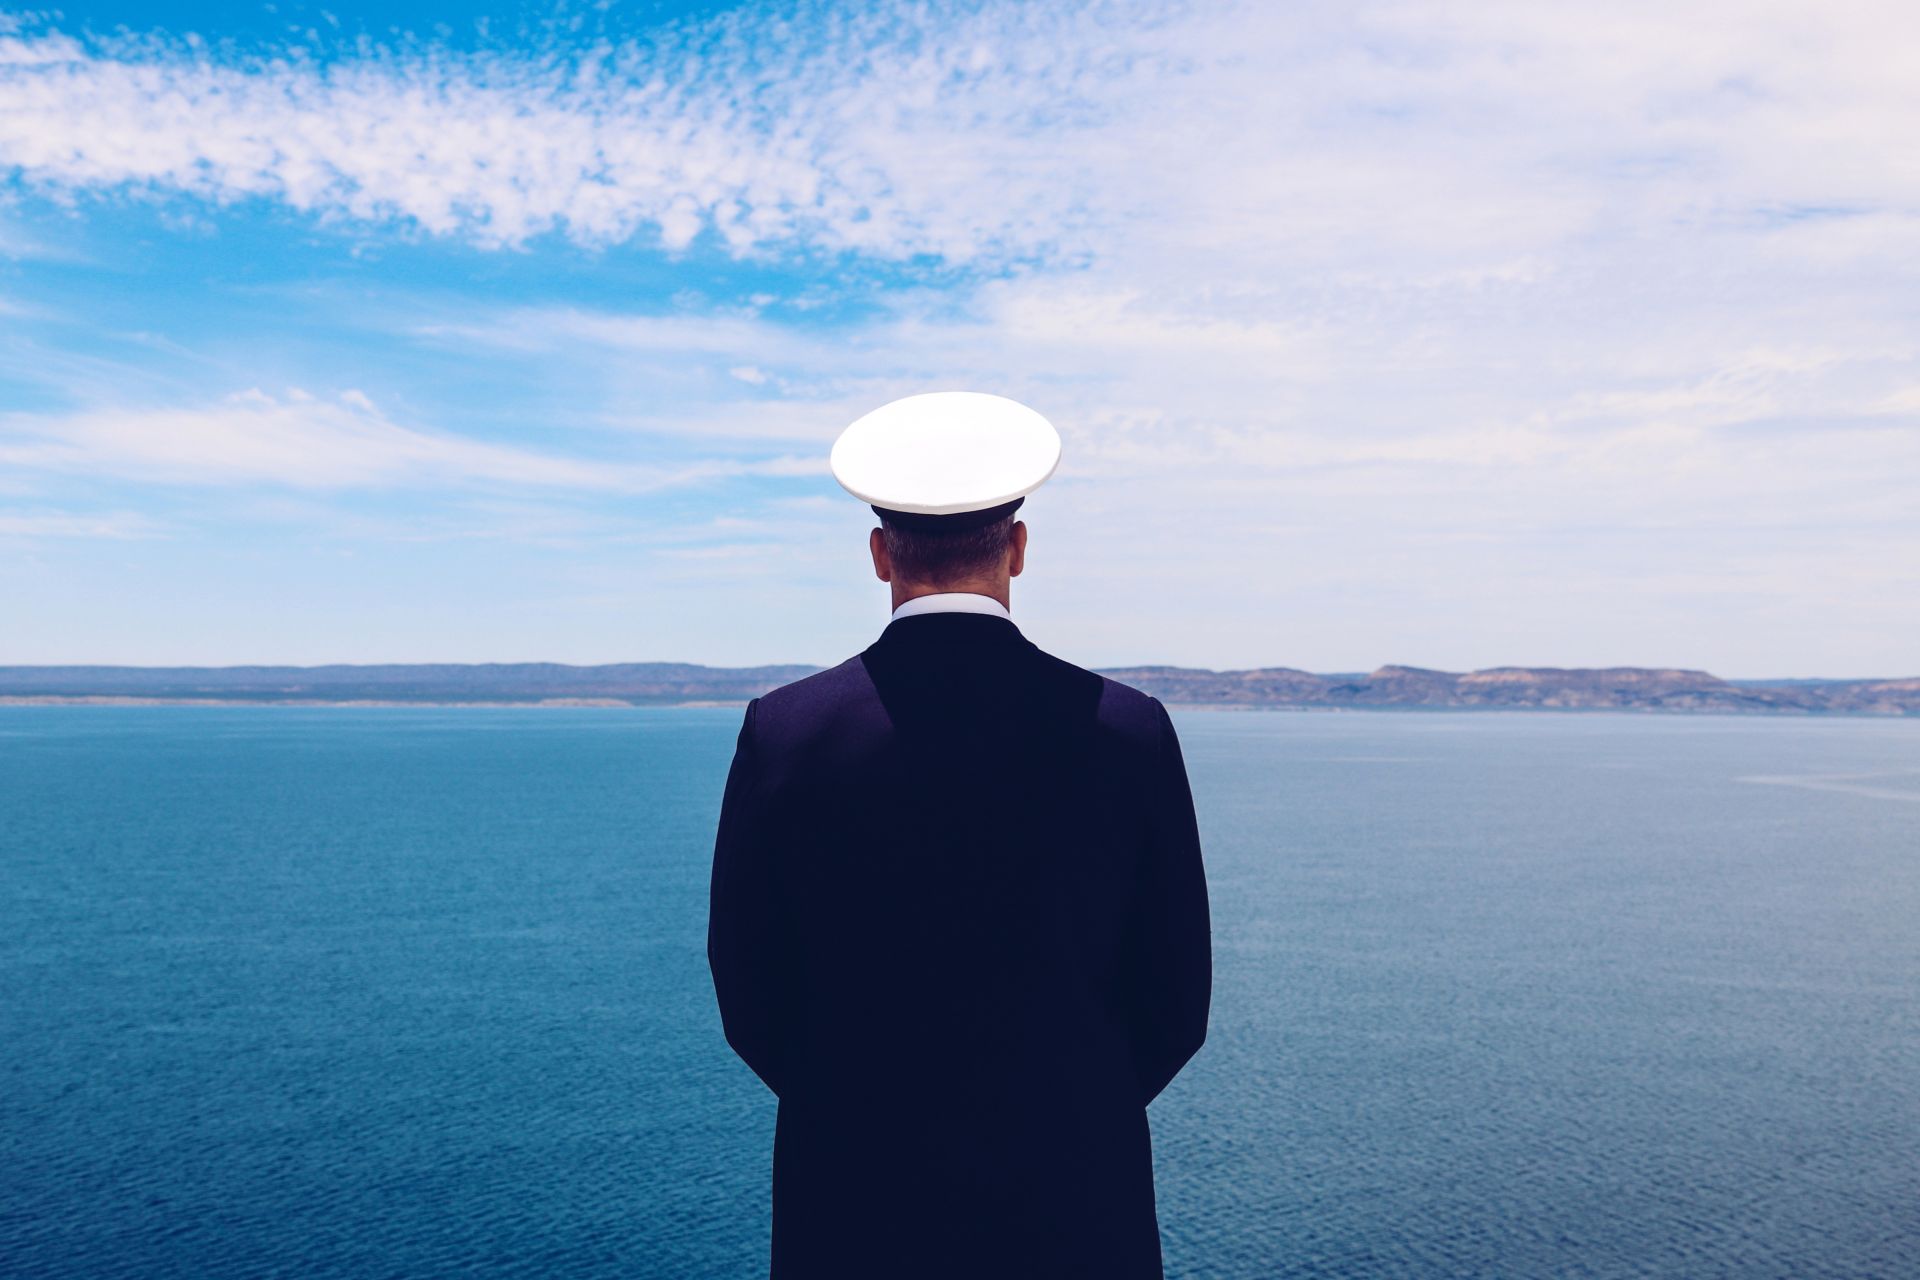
[741,656,879,755]
[755,655,870,712]
[1026,645,1168,748]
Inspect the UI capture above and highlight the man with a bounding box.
[708,391,1212,1279]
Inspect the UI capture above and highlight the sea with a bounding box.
[2,706,1916,1279]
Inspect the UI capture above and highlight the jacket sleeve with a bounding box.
[1122,696,1213,1105]
[706,698,792,1096]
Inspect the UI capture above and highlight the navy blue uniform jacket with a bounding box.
[708,611,1212,1278]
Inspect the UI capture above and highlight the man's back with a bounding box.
[709,611,1212,1279]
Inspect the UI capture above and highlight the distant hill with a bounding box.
[0,663,818,706]
[1101,665,1920,714]
[1,662,1916,714]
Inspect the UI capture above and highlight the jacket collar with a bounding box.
[870,610,1026,649]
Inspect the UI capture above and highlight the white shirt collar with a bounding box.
[890,592,1011,622]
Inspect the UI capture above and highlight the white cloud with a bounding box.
[0,4,1161,260]
[0,1,1915,281]
[0,388,813,491]
[0,509,161,538]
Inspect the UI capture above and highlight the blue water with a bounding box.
[2,707,1917,1278]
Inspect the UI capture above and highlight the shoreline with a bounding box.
[2,695,1914,719]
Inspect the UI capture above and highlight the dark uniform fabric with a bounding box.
[708,611,1212,1279]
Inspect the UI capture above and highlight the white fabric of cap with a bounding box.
[830,391,1061,516]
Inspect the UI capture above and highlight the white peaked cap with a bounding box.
[831,391,1061,518]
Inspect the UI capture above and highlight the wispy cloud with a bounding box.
[0,3,1166,260]
[4,0,1917,279]
[0,509,161,538]
[0,388,815,491]
[4,1,1913,271]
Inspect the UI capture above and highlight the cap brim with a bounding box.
[830,391,1061,514]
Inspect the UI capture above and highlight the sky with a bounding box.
[1,0,1916,676]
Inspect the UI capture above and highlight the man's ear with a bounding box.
[869,527,893,582]
[1008,520,1028,579]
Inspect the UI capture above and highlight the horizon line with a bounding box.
[0,660,1913,684]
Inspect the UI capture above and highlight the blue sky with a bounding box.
[2,0,1916,675]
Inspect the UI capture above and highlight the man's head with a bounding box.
[830,390,1058,609]
[869,509,1028,605]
